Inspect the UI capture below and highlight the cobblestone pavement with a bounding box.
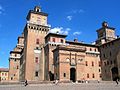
[0,82,120,90]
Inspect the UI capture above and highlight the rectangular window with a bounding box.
[107,61,109,65]
[35,71,39,77]
[100,74,102,78]
[14,59,17,62]
[90,48,92,51]
[92,74,95,78]
[92,61,94,66]
[17,66,19,69]
[99,61,101,67]
[99,69,101,72]
[61,39,63,43]
[94,49,96,52]
[36,39,39,44]
[35,57,39,63]
[87,73,89,78]
[15,54,17,57]
[85,61,88,66]
[63,73,66,77]
[52,38,55,42]
[5,73,7,76]
[11,77,13,80]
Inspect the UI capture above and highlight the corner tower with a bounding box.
[21,6,50,81]
[96,21,116,45]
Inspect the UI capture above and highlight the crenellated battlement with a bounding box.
[27,23,50,34]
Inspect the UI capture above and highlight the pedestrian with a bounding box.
[55,79,58,85]
[115,77,119,85]
[24,79,28,86]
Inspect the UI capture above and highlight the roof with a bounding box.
[29,10,48,16]
[45,33,67,39]
[99,37,120,47]
[96,27,115,32]
[53,45,86,52]
[66,40,98,47]
[18,36,24,39]
[10,50,22,54]
[0,68,9,72]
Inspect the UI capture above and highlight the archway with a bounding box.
[111,67,118,81]
[70,68,76,82]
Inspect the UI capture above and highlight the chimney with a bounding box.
[74,38,78,42]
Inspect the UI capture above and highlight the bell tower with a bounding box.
[27,6,48,26]
[96,21,116,45]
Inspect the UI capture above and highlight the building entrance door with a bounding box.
[111,67,118,81]
[49,71,54,81]
[70,68,76,82]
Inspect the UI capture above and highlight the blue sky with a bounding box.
[0,0,120,68]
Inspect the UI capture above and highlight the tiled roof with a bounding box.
[0,68,9,72]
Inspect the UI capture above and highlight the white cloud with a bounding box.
[50,27,71,35]
[73,31,82,35]
[66,28,71,31]
[68,9,85,14]
[67,15,72,21]
[0,5,2,10]
[47,24,51,27]
[78,9,85,13]
[0,5,4,15]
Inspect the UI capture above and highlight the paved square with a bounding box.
[0,82,120,90]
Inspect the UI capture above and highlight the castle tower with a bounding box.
[20,6,50,81]
[9,34,24,81]
[96,21,116,45]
